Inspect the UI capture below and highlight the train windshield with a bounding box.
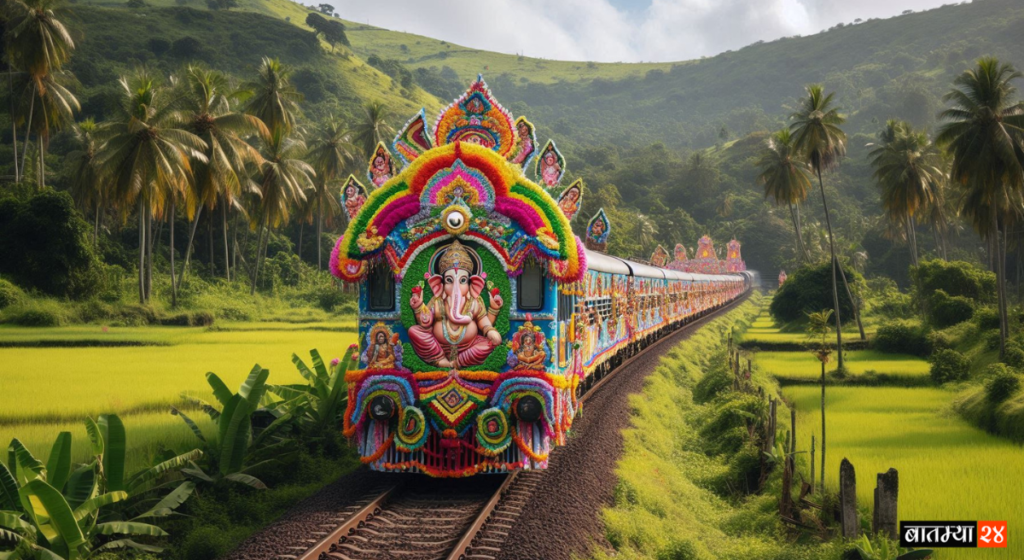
[368,261,395,311]
[517,260,544,310]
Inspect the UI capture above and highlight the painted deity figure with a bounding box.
[408,240,503,369]
[558,185,581,220]
[589,218,605,241]
[511,120,534,165]
[513,329,547,371]
[343,183,366,219]
[370,151,393,188]
[540,149,561,187]
[363,324,402,370]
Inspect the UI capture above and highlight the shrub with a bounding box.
[0,278,24,308]
[975,307,1000,330]
[770,260,860,324]
[178,526,232,560]
[930,349,970,384]
[912,259,996,303]
[929,289,974,327]
[874,320,930,356]
[986,370,1021,404]
[985,330,1001,351]
[1005,345,1024,369]
[1,299,69,326]
[657,539,700,560]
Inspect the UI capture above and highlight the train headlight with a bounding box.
[369,395,396,421]
[442,206,471,235]
[515,396,542,423]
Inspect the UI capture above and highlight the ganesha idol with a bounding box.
[408,240,503,369]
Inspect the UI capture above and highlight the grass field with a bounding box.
[738,311,877,346]
[786,386,1024,560]
[0,320,358,471]
[757,350,930,383]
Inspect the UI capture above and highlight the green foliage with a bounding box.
[865,277,912,319]
[770,261,860,324]
[975,307,1001,330]
[0,279,24,309]
[265,348,353,447]
[0,299,71,327]
[912,260,996,303]
[986,370,1021,404]
[930,349,970,384]
[0,190,101,300]
[929,289,975,328]
[875,320,930,357]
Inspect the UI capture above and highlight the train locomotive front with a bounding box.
[330,78,750,477]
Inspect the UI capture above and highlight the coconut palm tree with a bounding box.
[11,68,77,187]
[758,128,813,262]
[937,58,1024,358]
[175,65,266,288]
[305,116,354,270]
[64,118,103,246]
[868,119,944,267]
[351,100,394,159]
[3,0,74,183]
[790,84,849,369]
[250,127,315,294]
[632,213,658,258]
[94,69,207,303]
[241,57,301,136]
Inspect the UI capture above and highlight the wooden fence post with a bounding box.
[873,468,899,540]
[840,458,858,538]
[809,435,815,493]
[790,408,796,455]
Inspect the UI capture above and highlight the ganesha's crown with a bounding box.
[438,240,475,273]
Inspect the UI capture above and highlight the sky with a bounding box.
[328,0,954,63]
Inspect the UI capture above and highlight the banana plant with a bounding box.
[172,364,291,489]
[855,534,933,560]
[265,347,355,439]
[0,426,175,560]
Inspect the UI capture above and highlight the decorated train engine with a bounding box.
[330,78,755,477]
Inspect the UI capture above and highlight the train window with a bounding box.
[367,261,395,311]
[517,261,544,310]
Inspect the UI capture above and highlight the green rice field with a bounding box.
[0,321,358,470]
[738,311,876,346]
[757,350,930,383]
[786,386,1024,559]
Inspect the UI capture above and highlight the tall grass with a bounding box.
[758,350,930,384]
[786,386,1024,560]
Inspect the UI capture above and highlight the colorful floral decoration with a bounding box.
[556,179,583,222]
[535,140,565,188]
[507,315,548,371]
[330,235,366,282]
[475,407,512,454]
[687,235,724,274]
[650,245,670,267]
[396,405,428,452]
[393,108,434,164]
[341,175,369,220]
[367,142,397,188]
[584,208,610,252]
[667,243,688,271]
[725,239,747,272]
[433,75,516,157]
[508,116,538,168]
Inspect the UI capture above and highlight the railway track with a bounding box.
[291,296,749,560]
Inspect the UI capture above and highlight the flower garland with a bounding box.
[361,433,394,464]
[511,426,550,463]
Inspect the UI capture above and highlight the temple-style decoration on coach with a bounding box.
[725,239,746,272]
[330,77,752,477]
[667,243,688,271]
[650,245,670,267]
[535,140,565,188]
[688,235,724,274]
[584,209,610,252]
[368,142,397,188]
[557,179,583,222]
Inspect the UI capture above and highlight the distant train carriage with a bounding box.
[330,77,753,477]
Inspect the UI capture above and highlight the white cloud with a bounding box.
[327,0,949,62]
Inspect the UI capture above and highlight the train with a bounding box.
[330,77,756,477]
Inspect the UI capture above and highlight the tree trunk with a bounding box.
[250,216,267,295]
[298,220,304,260]
[222,195,231,281]
[906,216,918,268]
[20,91,34,181]
[820,360,826,496]
[146,209,154,302]
[817,168,844,370]
[207,212,214,271]
[317,201,324,272]
[170,201,178,307]
[94,205,101,248]
[138,198,147,304]
[9,69,19,182]
[231,208,240,278]
[994,210,1008,360]
[178,206,203,290]
[837,262,866,341]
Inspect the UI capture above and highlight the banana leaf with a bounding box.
[250,411,294,450]
[238,365,270,410]
[0,511,35,538]
[132,481,195,520]
[170,408,207,443]
[62,466,96,512]
[72,491,126,522]
[126,449,202,492]
[97,415,126,493]
[92,538,163,554]
[0,464,20,512]
[44,434,72,494]
[223,473,266,490]
[20,479,86,559]
[94,521,167,537]
[205,373,233,408]
[0,526,25,544]
[308,349,330,399]
[83,419,103,458]
[179,395,221,421]
[290,353,317,384]
[219,395,252,476]
[7,441,44,488]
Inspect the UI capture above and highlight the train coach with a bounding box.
[330,77,754,477]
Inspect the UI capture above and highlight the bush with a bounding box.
[770,261,861,324]
[657,539,700,560]
[930,349,970,384]
[986,370,1021,404]
[975,307,1000,330]
[912,259,996,303]
[875,320,930,356]
[929,289,974,328]
[0,278,24,308]
[985,330,1002,351]
[1,300,69,326]
[177,526,232,560]
[1005,344,1024,369]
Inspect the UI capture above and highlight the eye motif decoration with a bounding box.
[442,206,471,235]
